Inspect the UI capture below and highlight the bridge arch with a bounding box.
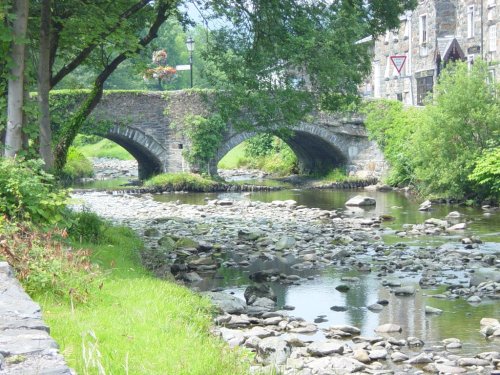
[212,122,356,175]
[104,126,168,179]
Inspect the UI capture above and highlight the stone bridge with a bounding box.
[88,91,386,179]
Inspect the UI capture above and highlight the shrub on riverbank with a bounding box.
[61,147,94,180]
[219,137,298,176]
[144,172,222,191]
[35,225,250,374]
[364,61,500,201]
[0,158,69,224]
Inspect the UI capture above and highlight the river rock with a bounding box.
[330,305,348,312]
[369,349,388,360]
[391,352,409,362]
[158,235,176,250]
[203,292,246,314]
[328,357,366,373]
[419,200,432,211]
[247,297,276,315]
[244,284,277,304]
[393,286,415,296]
[180,271,203,283]
[335,284,350,293]
[328,325,361,335]
[466,295,482,303]
[353,349,371,363]
[218,327,245,348]
[175,237,199,249]
[435,364,466,374]
[457,357,491,366]
[446,211,462,218]
[238,229,262,241]
[307,340,344,357]
[375,324,402,333]
[408,352,433,364]
[275,236,296,250]
[425,306,443,315]
[447,223,467,231]
[257,337,291,365]
[425,218,449,228]
[345,195,376,207]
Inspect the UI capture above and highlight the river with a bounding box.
[76,175,500,359]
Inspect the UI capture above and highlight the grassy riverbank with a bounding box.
[34,225,249,374]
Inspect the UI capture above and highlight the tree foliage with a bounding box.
[364,61,500,200]
[199,0,416,129]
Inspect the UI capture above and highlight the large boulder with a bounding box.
[203,292,246,314]
[244,284,277,304]
[345,195,376,207]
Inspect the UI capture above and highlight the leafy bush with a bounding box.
[0,222,101,303]
[144,172,221,191]
[469,146,500,199]
[244,134,275,157]
[62,146,94,180]
[182,114,226,174]
[68,210,105,244]
[364,61,500,199]
[363,99,418,186]
[0,158,68,224]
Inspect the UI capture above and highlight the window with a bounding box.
[403,18,410,39]
[416,76,433,105]
[419,15,427,45]
[467,6,475,38]
[396,93,403,102]
[488,0,496,7]
[489,25,497,52]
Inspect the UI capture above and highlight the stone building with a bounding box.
[363,0,499,105]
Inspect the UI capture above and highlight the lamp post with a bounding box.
[186,36,194,88]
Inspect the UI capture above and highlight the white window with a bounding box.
[488,0,496,7]
[467,6,475,38]
[489,25,497,52]
[403,19,410,39]
[419,15,427,45]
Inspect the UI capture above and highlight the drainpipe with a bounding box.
[408,11,414,105]
[481,0,484,60]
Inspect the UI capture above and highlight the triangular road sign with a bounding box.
[390,55,407,74]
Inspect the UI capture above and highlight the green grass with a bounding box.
[218,142,298,177]
[218,143,246,169]
[144,172,222,191]
[34,226,249,375]
[77,137,134,160]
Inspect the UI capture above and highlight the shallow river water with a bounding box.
[150,187,500,355]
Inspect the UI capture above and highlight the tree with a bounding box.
[38,0,53,168]
[364,60,500,199]
[4,0,28,158]
[199,0,417,129]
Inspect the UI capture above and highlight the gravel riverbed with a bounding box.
[72,191,500,375]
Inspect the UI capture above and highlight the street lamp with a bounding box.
[186,36,195,88]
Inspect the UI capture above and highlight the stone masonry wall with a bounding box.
[0,262,73,375]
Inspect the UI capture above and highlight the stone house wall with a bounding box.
[366,0,499,105]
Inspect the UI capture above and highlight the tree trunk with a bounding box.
[5,0,29,158]
[53,1,173,174]
[38,0,54,169]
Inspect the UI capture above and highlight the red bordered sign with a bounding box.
[390,55,407,74]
